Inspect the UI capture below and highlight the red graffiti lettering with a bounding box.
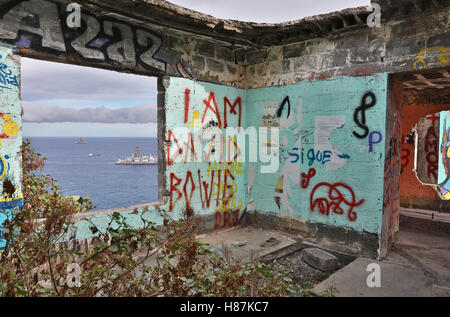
[184,88,190,124]
[169,167,239,213]
[426,113,440,126]
[183,171,196,211]
[401,147,411,169]
[310,182,364,222]
[183,132,197,163]
[198,169,214,209]
[166,130,183,166]
[224,96,242,128]
[301,168,316,189]
[425,124,439,181]
[222,169,235,208]
[202,92,222,127]
[169,173,182,212]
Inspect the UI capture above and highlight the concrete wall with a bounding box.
[163,77,247,230]
[400,106,441,206]
[246,73,388,235]
[379,79,402,257]
[240,9,449,89]
[0,43,22,251]
[0,0,447,256]
[399,90,450,212]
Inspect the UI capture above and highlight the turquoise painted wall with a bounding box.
[246,73,388,234]
[164,78,247,228]
[0,44,23,251]
[74,77,247,240]
[71,74,390,241]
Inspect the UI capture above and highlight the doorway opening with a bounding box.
[382,68,450,289]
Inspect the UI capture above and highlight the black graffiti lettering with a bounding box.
[70,14,104,60]
[353,92,376,139]
[0,0,169,73]
[136,29,165,71]
[276,96,291,118]
[103,20,136,68]
[0,0,66,51]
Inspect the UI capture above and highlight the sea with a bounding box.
[26,137,159,211]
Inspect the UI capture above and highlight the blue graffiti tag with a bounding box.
[289,148,332,166]
[0,54,19,92]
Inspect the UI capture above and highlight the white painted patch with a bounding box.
[274,98,304,215]
[314,116,346,171]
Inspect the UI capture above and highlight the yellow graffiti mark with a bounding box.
[0,113,19,151]
[215,196,243,212]
[212,181,238,198]
[0,193,22,202]
[3,114,19,137]
[413,46,449,70]
[207,160,244,176]
[187,110,202,129]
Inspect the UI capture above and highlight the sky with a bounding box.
[22,0,370,137]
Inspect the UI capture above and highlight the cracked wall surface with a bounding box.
[0,44,22,251]
[0,0,448,256]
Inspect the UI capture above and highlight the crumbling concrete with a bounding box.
[301,248,338,273]
[312,223,450,296]
[0,0,449,262]
[195,226,297,263]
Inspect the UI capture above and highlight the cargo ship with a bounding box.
[115,146,157,165]
[74,137,87,144]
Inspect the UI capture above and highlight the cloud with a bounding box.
[21,58,158,102]
[22,122,157,137]
[22,102,157,124]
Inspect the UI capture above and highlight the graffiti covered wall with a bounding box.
[246,73,388,234]
[72,74,389,246]
[164,78,247,229]
[0,0,243,86]
[0,44,22,251]
[400,96,450,211]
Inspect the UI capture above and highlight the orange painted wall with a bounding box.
[400,104,449,204]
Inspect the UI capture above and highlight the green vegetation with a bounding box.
[0,140,313,297]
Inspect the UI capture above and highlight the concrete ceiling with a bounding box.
[403,69,450,90]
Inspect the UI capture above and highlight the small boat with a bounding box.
[75,137,87,144]
[88,153,100,157]
[115,146,157,165]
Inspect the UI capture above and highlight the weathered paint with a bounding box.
[400,106,443,202]
[438,110,450,200]
[164,78,247,229]
[415,113,440,185]
[246,73,388,234]
[0,0,445,257]
[0,43,22,251]
[72,77,248,240]
[379,79,402,257]
[0,0,243,86]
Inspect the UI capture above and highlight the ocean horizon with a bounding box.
[25,137,159,211]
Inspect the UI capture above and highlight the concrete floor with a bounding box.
[312,225,450,297]
[136,226,298,270]
[196,226,297,262]
[136,221,450,297]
